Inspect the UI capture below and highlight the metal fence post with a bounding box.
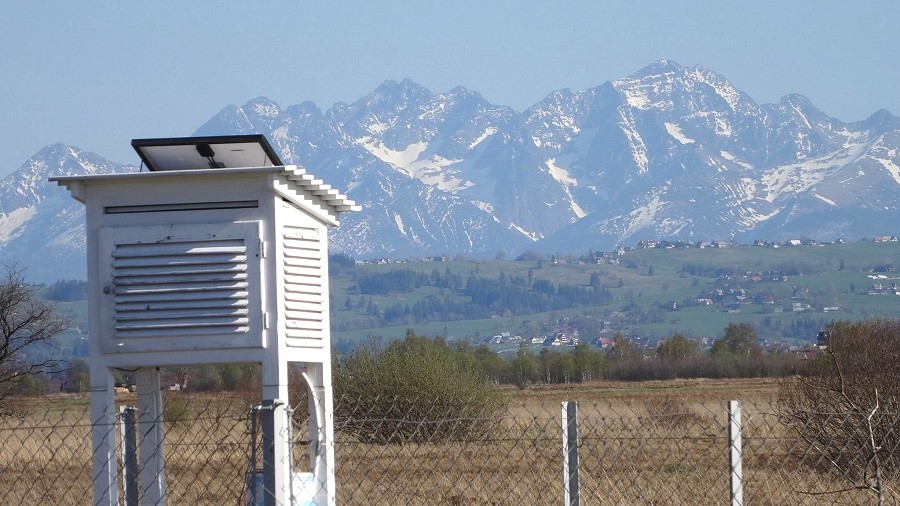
[261,401,276,506]
[729,400,743,506]
[285,404,295,506]
[120,406,138,506]
[248,405,260,506]
[261,399,288,506]
[562,401,580,506]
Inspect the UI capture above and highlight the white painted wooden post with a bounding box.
[90,367,118,506]
[562,401,580,506]
[729,400,743,506]
[136,367,167,505]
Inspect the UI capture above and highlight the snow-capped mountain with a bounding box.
[0,145,128,281]
[3,60,900,281]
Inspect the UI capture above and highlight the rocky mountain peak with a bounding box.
[3,63,900,282]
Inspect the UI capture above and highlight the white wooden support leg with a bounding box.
[90,367,118,506]
[136,367,167,505]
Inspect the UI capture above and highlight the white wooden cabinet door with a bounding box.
[97,221,264,354]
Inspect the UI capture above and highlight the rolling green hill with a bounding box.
[40,240,900,355]
[329,241,900,348]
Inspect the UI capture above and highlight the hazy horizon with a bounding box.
[3,1,898,176]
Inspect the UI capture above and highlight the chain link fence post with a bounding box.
[729,400,743,506]
[562,401,580,506]
[261,399,289,506]
[119,405,138,506]
[247,404,262,506]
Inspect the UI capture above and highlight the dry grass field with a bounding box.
[1,379,895,504]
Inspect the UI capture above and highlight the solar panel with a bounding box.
[131,135,284,172]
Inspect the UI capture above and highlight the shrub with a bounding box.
[163,393,190,426]
[1,371,47,397]
[334,330,506,443]
[780,319,900,483]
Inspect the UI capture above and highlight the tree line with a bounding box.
[347,267,612,328]
[50,324,801,398]
[331,324,803,391]
[486,323,802,386]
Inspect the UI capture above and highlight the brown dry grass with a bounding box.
[1,379,897,505]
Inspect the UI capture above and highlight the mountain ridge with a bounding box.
[2,59,900,281]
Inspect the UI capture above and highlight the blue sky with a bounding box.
[2,1,898,176]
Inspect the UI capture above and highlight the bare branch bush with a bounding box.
[780,319,900,499]
[0,266,69,409]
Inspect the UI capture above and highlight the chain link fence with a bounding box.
[1,391,897,504]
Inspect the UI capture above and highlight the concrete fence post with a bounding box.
[729,400,743,506]
[562,401,580,506]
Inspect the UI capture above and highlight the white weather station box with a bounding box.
[53,134,358,506]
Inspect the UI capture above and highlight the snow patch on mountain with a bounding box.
[814,194,837,206]
[471,200,494,214]
[840,128,867,148]
[358,137,427,167]
[866,136,900,184]
[873,157,900,185]
[619,112,649,174]
[624,194,667,235]
[761,142,869,201]
[719,151,754,170]
[407,156,469,192]
[546,158,577,186]
[252,101,281,118]
[788,102,812,129]
[681,66,743,110]
[508,223,541,241]
[740,207,780,227]
[657,217,691,236]
[714,115,733,137]
[0,206,35,242]
[394,213,406,235]
[357,137,471,192]
[613,64,677,112]
[469,127,497,149]
[665,123,695,144]
[545,159,586,219]
[622,88,650,110]
[417,101,447,122]
[365,115,392,135]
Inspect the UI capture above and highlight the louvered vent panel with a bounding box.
[111,239,251,339]
[283,225,325,345]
